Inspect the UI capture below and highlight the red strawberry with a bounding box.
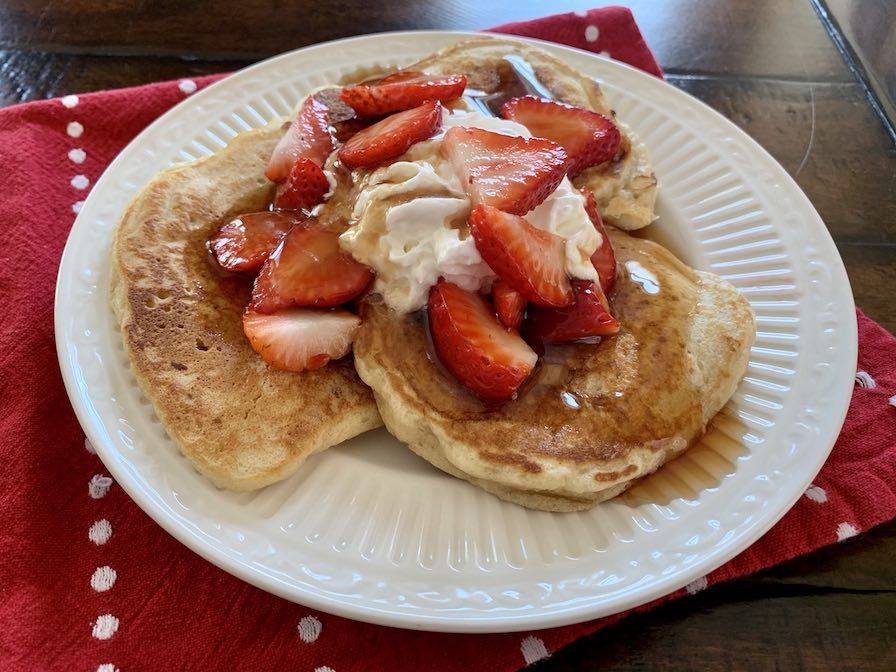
[208,211,302,274]
[501,96,621,177]
[468,204,573,308]
[251,220,373,313]
[580,187,618,293]
[243,308,360,372]
[491,279,526,330]
[428,280,537,403]
[442,126,569,215]
[339,100,442,169]
[312,86,381,142]
[265,96,334,184]
[340,71,467,116]
[273,157,331,210]
[529,280,620,344]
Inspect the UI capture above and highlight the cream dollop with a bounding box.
[339,109,600,313]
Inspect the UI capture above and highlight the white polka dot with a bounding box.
[837,522,859,541]
[889,394,896,409]
[298,615,322,643]
[67,121,83,138]
[685,576,708,594]
[92,614,120,640]
[574,10,588,17]
[96,665,119,672]
[855,370,876,388]
[72,200,85,214]
[89,474,113,499]
[314,668,335,672]
[584,25,599,43]
[178,79,198,94]
[804,484,828,503]
[85,437,96,454]
[89,519,113,545]
[90,566,117,592]
[68,148,86,164]
[599,50,611,58]
[520,635,550,665]
[71,174,90,190]
[61,94,79,108]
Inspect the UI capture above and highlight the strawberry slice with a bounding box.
[243,308,360,372]
[338,100,442,170]
[273,157,331,211]
[312,86,381,142]
[491,279,526,330]
[529,280,620,344]
[251,220,373,313]
[428,280,537,403]
[340,71,467,116]
[580,187,618,293]
[468,204,573,308]
[442,126,569,215]
[501,96,621,177]
[265,96,334,184]
[208,211,302,274]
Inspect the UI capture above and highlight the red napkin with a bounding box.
[1,7,894,671]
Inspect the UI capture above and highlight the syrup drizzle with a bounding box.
[620,410,749,506]
[625,260,661,295]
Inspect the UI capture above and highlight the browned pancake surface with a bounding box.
[110,126,381,491]
[354,230,754,511]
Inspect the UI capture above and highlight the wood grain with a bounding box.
[532,521,896,671]
[0,0,851,80]
[0,50,240,105]
[668,76,896,246]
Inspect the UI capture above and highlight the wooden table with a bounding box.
[4,1,893,668]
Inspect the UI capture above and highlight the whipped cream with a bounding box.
[339,109,600,313]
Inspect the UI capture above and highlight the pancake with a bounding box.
[110,125,382,492]
[411,37,658,231]
[353,229,755,512]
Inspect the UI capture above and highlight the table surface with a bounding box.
[4,0,894,669]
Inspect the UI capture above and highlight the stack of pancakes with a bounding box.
[110,37,755,511]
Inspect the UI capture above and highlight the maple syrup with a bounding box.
[620,410,749,506]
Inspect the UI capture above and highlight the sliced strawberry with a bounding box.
[340,71,467,116]
[243,308,360,372]
[265,96,334,184]
[468,204,573,308]
[312,86,384,142]
[442,126,569,215]
[208,211,302,274]
[529,280,620,344]
[428,280,537,403]
[579,187,618,294]
[273,157,331,211]
[251,220,373,313]
[338,100,442,170]
[491,279,526,330]
[501,96,621,177]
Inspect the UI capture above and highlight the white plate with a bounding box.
[55,31,857,633]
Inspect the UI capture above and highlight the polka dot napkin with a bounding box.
[1,7,894,671]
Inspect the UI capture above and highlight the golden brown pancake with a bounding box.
[110,125,382,492]
[411,37,658,231]
[109,37,717,504]
[353,230,755,512]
